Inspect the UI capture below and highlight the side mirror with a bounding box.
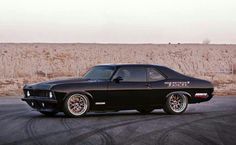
[113,76,123,83]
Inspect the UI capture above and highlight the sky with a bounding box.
[0,0,235,43]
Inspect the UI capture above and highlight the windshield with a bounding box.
[83,66,115,80]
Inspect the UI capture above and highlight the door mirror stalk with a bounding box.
[113,76,123,83]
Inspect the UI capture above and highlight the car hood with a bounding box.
[24,78,102,90]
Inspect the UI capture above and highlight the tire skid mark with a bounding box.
[0,110,29,137]
[2,115,158,145]
[0,110,26,121]
[82,128,112,145]
[24,118,47,145]
[88,126,115,145]
[214,122,226,145]
[61,118,72,131]
[62,114,147,133]
[1,114,198,145]
[62,117,115,145]
[4,112,236,145]
[156,113,236,145]
[177,129,218,145]
[214,120,236,145]
[66,116,170,145]
[60,117,79,140]
[60,115,148,144]
[113,124,139,143]
[60,116,153,145]
[100,131,115,145]
[0,110,27,125]
[0,108,25,114]
[0,112,30,140]
[117,113,236,145]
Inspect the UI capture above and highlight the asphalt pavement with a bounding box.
[0,96,235,145]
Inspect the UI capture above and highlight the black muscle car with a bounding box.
[22,64,214,117]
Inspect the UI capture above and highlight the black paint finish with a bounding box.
[22,64,214,112]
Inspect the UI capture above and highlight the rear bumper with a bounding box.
[190,93,213,103]
[22,97,59,112]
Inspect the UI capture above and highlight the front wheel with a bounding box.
[163,93,188,115]
[63,94,90,117]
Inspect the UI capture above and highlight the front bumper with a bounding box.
[22,97,58,112]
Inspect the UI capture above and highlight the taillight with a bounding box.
[195,93,208,99]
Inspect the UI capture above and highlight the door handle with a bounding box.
[145,84,151,88]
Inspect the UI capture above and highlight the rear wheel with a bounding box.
[137,108,154,114]
[63,94,90,117]
[163,93,188,115]
[39,111,58,116]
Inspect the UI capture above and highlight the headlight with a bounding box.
[27,91,30,97]
[49,92,53,98]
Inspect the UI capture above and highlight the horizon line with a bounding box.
[0,42,235,45]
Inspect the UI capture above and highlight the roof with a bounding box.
[96,63,190,79]
[96,63,161,67]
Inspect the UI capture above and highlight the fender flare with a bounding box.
[63,91,94,103]
[165,91,191,100]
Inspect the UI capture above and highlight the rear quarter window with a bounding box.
[147,67,165,81]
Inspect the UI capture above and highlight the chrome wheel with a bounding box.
[163,92,188,115]
[67,94,89,116]
[169,94,187,113]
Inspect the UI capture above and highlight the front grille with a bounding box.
[26,90,49,97]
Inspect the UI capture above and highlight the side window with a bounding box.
[147,67,165,81]
[114,67,146,82]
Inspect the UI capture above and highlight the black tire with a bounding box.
[163,93,188,115]
[63,94,90,117]
[39,111,58,116]
[137,108,154,114]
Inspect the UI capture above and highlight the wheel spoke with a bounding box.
[67,94,88,116]
[169,94,187,113]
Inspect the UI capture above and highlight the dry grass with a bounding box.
[0,43,236,96]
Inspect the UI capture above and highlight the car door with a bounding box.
[107,66,150,108]
[146,67,167,105]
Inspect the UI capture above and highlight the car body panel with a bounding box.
[22,64,214,112]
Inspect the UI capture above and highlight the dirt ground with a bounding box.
[0,43,235,96]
